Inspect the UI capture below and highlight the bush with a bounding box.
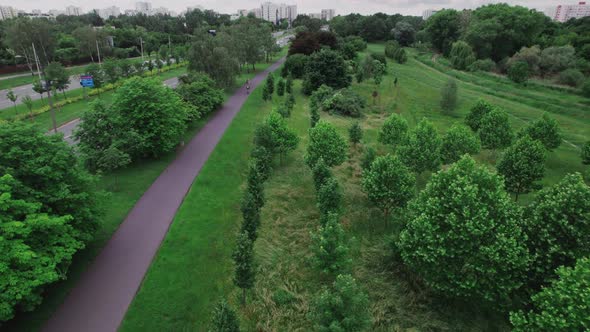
[518,114,562,150]
[378,113,408,147]
[384,40,401,59]
[399,118,442,173]
[583,80,590,98]
[582,141,590,165]
[303,49,351,95]
[175,73,224,120]
[399,156,529,305]
[510,258,590,332]
[393,48,408,64]
[468,59,495,72]
[310,213,351,275]
[281,54,309,78]
[440,78,458,112]
[317,178,342,217]
[479,108,513,150]
[322,88,366,118]
[305,120,348,167]
[343,36,367,51]
[557,68,584,87]
[508,61,530,84]
[465,99,494,132]
[370,52,387,68]
[449,41,476,70]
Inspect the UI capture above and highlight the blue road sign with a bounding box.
[80,75,94,88]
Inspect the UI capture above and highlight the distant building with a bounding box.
[238,9,248,16]
[309,13,321,19]
[259,2,297,24]
[321,9,335,21]
[422,9,438,20]
[553,2,590,22]
[125,9,137,16]
[152,7,170,15]
[99,6,120,19]
[250,7,263,18]
[48,9,65,17]
[135,1,152,15]
[0,6,18,20]
[66,5,82,16]
[286,5,297,23]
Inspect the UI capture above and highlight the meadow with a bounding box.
[118,43,589,331]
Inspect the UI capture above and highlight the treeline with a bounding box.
[0,9,275,72]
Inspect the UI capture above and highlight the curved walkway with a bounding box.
[42,57,285,332]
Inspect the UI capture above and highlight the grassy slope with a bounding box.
[0,66,187,129]
[0,57,282,332]
[121,44,588,332]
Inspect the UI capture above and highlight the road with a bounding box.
[0,74,82,109]
[42,56,285,332]
[52,76,180,144]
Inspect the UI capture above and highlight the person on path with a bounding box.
[246,79,251,94]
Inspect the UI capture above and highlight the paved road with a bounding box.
[0,74,81,109]
[42,57,285,332]
[53,76,180,144]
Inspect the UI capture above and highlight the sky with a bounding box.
[5,0,570,16]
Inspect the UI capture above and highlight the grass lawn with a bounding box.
[119,43,589,332]
[0,54,284,332]
[0,66,187,129]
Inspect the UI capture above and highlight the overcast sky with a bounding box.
[8,0,568,15]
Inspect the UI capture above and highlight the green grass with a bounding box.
[0,55,284,332]
[0,66,187,130]
[119,43,588,332]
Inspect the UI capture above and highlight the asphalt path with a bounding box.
[0,74,82,109]
[42,56,285,332]
[52,76,180,144]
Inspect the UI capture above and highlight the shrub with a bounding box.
[440,78,458,112]
[370,53,387,68]
[305,120,348,167]
[399,156,529,305]
[393,48,408,64]
[468,59,496,72]
[582,80,590,98]
[208,300,240,332]
[302,49,351,95]
[557,68,584,87]
[282,54,309,78]
[449,41,476,70]
[310,213,351,275]
[361,147,377,171]
[518,114,562,150]
[312,158,333,192]
[378,113,408,147]
[348,122,362,145]
[322,88,366,118]
[440,124,481,164]
[465,99,494,132]
[479,108,513,150]
[510,258,590,332]
[582,141,590,165]
[384,40,401,59]
[508,61,530,84]
[399,118,442,173]
[317,178,342,217]
[343,36,367,51]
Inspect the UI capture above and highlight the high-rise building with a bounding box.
[321,9,335,21]
[152,7,170,15]
[99,6,120,19]
[422,9,438,20]
[0,6,18,20]
[286,5,297,23]
[309,13,321,19]
[66,5,82,16]
[260,2,297,24]
[135,2,152,15]
[48,9,65,16]
[553,2,590,22]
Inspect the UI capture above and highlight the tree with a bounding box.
[310,213,351,275]
[518,114,562,150]
[497,136,546,201]
[309,85,334,111]
[582,80,590,98]
[45,62,71,98]
[97,144,131,175]
[6,90,17,115]
[309,274,371,332]
[260,112,299,160]
[378,114,408,148]
[440,78,458,112]
[312,158,333,192]
[393,47,408,64]
[22,95,34,120]
[285,74,293,94]
[508,61,530,84]
[479,109,514,150]
[302,49,351,95]
[266,73,275,95]
[362,154,415,217]
[425,9,461,55]
[32,79,45,101]
[398,156,529,305]
[85,63,105,91]
[440,125,481,164]
[305,120,348,168]
[399,119,442,174]
[348,122,362,146]
[240,189,261,242]
[209,299,240,332]
[101,58,122,84]
[539,45,577,75]
[321,88,366,118]
[465,99,494,132]
[276,78,285,96]
[372,59,386,87]
[317,177,342,217]
[233,231,255,305]
[0,174,82,322]
[523,173,590,286]
[449,41,476,70]
[245,162,265,212]
[250,146,273,182]
[392,21,416,46]
[176,73,224,120]
[510,258,590,332]
[361,147,377,171]
[582,141,590,165]
[282,54,309,79]
[310,103,320,128]
[188,32,240,89]
[384,40,401,59]
[262,84,272,102]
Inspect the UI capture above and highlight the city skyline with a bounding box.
[0,0,578,16]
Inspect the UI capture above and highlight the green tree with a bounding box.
[309,274,371,332]
[508,61,530,84]
[262,112,299,160]
[510,258,590,332]
[378,114,408,148]
[372,59,386,86]
[322,89,366,118]
[317,177,342,217]
[348,122,362,146]
[393,47,408,64]
[497,136,546,201]
[250,146,273,182]
[440,78,458,112]
[240,189,261,242]
[362,154,415,217]
[582,141,590,165]
[276,78,285,96]
[6,90,17,115]
[286,74,293,94]
[22,95,34,120]
[101,58,122,84]
[399,119,442,174]
[176,73,224,120]
[97,144,131,175]
[465,99,495,132]
[209,299,240,332]
[479,109,514,150]
[523,173,590,286]
[85,63,105,91]
[518,114,562,150]
[262,83,272,102]
[399,156,529,305]
[361,147,377,171]
[440,124,481,164]
[425,9,461,55]
[233,231,255,305]
[449,41,476,70]
[302,49,351,95]
[0,174,82,322]
[384,40,401,59]
[310,213,351,275]
[312,158,333,192]
[266,73,275,95]
[305,120,348,168]
[44,62,70,99]
[188,33,240,89]
[582,80,590,98]
[393,21,416,46]
[245,162,265,212]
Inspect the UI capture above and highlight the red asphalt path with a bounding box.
[42,57,286,332]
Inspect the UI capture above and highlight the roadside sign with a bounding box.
[80,75,94,88]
